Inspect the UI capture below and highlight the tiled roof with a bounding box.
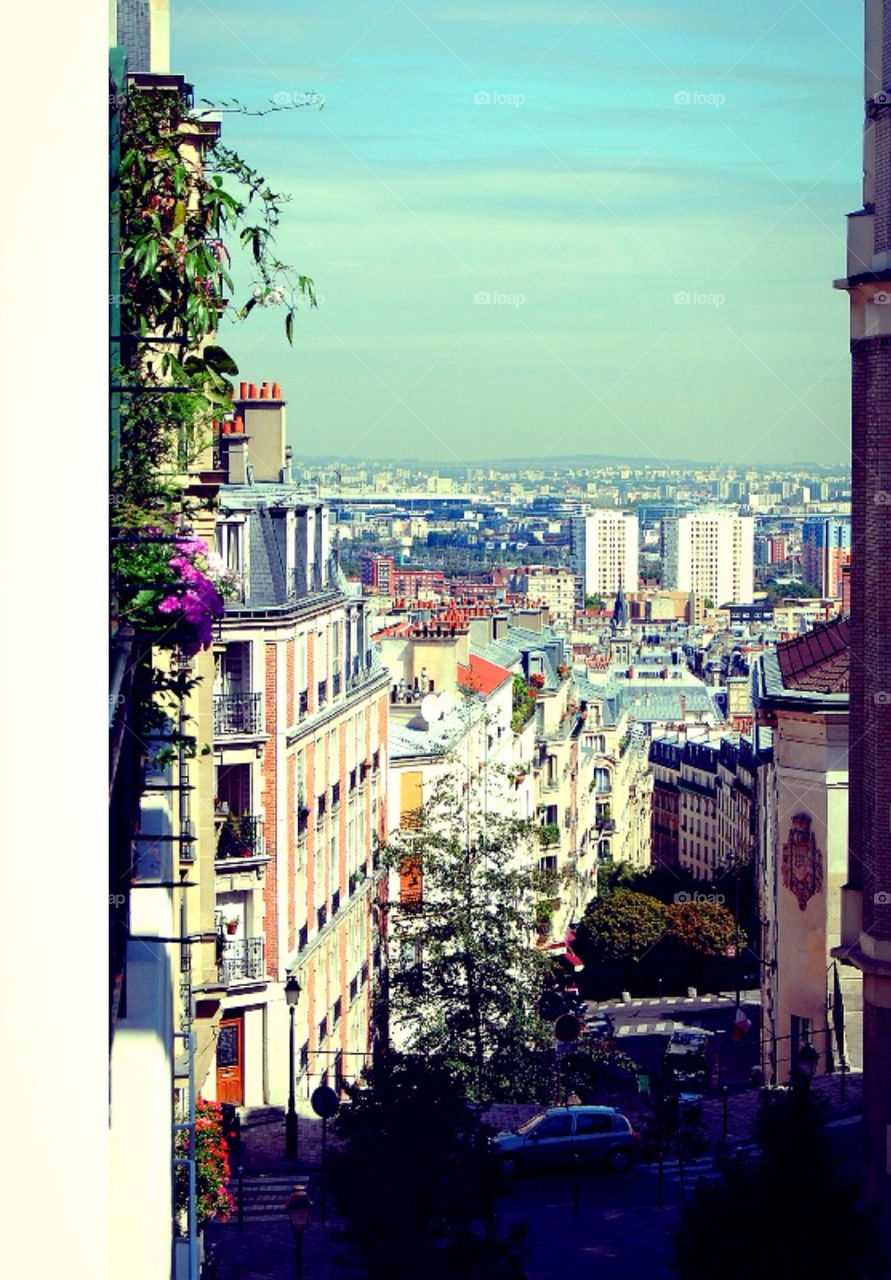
[458,654,512,697]
[775,617,850,693]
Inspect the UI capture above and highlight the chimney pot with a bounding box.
[233,416,244,434]
[239,381,248,399]
[272,381,282,399]
[248,383,258,399]
[261,381,271,399]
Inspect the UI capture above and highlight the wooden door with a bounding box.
[216,1017,244,1105]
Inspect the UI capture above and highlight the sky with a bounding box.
[171,0,865,469]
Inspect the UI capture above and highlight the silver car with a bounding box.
[491,1106,637,1175]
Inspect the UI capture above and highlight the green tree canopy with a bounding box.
[574,890,669,965]
[381,768,552,1100]
[329,1056,527,1280]
[666,900,745,956]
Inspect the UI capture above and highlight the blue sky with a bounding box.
[171,1,863,468]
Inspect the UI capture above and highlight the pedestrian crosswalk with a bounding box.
[615,1021,676,1036]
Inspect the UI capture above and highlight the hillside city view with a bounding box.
[91,2,891,1279]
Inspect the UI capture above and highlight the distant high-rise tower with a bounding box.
[833,0,891,1234]
[661,510,754,606]
[568,511,638,603]
[801,517,851,598]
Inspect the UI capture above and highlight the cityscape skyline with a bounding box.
[173,0,863,468]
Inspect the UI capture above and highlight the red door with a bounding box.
[216,1017,244,1105]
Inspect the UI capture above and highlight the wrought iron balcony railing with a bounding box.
[220,936,265,984]
[216,814,266,860]
[213,692,262,736]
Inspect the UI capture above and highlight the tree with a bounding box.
[381,768,552,1101]
[573,890,669,965]
[328,1056,527,1280]
[672,1088,884,1279]
[584,593,604,611]
[665,901,744,956]
[597,858,640,896]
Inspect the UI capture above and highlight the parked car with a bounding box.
[662,1027,714,1090]
[584,1012,614,1039]
[491,1106,638,1175]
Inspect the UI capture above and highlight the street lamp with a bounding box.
[284,974,301,1160]
[285,1183,312,1280]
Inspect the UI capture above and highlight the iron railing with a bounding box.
[213,692,262,736]
[216,814,266,859]
[220,936,265,984]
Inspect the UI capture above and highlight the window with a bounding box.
[533,1114,573,1140]
[575,1112,612,1135]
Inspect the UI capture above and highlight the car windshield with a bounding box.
[515,1113,546,1135]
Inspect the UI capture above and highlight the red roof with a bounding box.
[457,653,512,697]
[776,617,850,693]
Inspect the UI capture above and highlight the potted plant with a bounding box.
[225,917,239,935]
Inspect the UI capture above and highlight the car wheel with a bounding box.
[606,1147,632,1174]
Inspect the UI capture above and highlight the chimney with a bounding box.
[241,379,287,481]
[227,436,250,485]
[493,614,509,641]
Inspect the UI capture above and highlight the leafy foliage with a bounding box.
[174,1097,232,1229]
[329,1056,527,1280]
[672,1088,884,1279]
[510,674,536,732]
[381,769,552,1101]
[574,891,669,965]
[666,900,744,957]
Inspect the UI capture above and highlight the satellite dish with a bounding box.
[438,690,455,717]
[420,694,441,723]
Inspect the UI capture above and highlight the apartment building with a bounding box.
[648,734,765,881]
[509,566,578,626]
[207,384,390,1110]
[569,511,639,604]
[801,517,851,599]
[662,510,754,605]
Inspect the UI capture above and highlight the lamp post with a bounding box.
[285,1183,312,1280]
[284,974,301,1160]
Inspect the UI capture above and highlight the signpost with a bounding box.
[311,1086,339,1224]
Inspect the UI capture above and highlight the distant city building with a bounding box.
[360,551,395,592]
[569,511,639,603]
[509,566,577,625]
[662,510,754,605]
[801,517,851,598]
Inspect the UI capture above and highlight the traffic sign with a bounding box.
[311,1085,340,1118]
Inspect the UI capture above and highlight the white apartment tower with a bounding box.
[662,511,754,606]
[569,511,639,602]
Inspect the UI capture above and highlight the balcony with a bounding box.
[216,814,266,862]
[220,936,265,984]
[213,692,262,736]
